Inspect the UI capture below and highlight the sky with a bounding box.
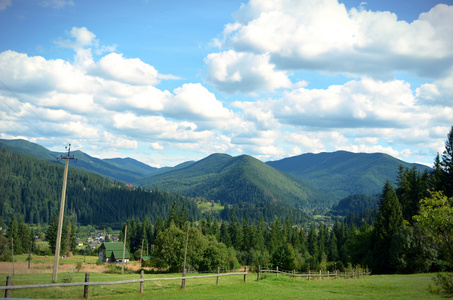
[0,0,452,168]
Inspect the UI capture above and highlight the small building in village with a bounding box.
[98,242,130,263]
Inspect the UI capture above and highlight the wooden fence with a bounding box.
[1,267,248,298]
[1,266,370,298]
[257,266,371,281]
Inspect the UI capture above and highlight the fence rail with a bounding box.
[1,268,248,298]
[257,266,371,281]
[2,265,370,298]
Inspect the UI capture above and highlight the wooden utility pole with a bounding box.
[181,224,189,289]
[11,237,14,278]
[121,224,127,275]
[52,145,76,283]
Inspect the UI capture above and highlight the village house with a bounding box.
[98,242,130,263]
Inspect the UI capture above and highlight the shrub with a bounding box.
[76,262,83,272]
[429,273,453,296]
[61,265,75,283]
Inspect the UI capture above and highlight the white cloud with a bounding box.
[208,0,453,93]
[150,142,164,150]
[93,53,160,86]
[56,27,96,50]
[169,83,233,120]
[205,50,292,94]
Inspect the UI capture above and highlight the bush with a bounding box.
[76,262,83,272]
[429,273,453,296]
[61,265,75,283]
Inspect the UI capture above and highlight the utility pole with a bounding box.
[121,223,128,275]
[52,145,76,283]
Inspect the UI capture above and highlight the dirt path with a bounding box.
[0,262,144,275]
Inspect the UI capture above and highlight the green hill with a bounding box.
[0,146,201,227]
[0,139,156,183]
[135,153,331,208]
[267,151,432,200]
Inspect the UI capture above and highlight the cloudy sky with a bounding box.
[0,0,452,168]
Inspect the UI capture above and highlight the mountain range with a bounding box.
[0,138,432,208]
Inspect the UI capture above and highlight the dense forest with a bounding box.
[118,126,453,275]
[0,147,201,228]
[1,126,452,281]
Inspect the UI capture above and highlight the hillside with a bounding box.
[267,151,432,200]
[0,146,201,227]
[135,153,331,208]
[0,139,156,183]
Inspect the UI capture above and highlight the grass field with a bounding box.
[1,269,441,299]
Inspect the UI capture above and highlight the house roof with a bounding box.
[100,242,130,259]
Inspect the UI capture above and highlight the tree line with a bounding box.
[120,126,453,274]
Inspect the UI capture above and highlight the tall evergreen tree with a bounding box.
[441,125,453,197]
[372,181,403,273]
[46,214,58,254]
[7,216,20,254]
[431,153,447,193]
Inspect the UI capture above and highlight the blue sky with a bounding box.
[0,0,452,168]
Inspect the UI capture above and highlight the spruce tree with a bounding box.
[47,214,58,254]
[441,126,453,197]
[372,181,403,273]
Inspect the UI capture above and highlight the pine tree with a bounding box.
[372,181,403,273]
[307,223,318,259]
[431,153,447,192]
[47,214,58,254]
[441,126,453,197]
[219,221,231,247]
[7,216,20,254]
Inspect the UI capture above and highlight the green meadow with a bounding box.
[1,271,441,299]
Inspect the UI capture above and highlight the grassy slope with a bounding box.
[3,271,440,299]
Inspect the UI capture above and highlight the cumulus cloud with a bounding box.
[205,50,292,94]
[206,0,453,94]
[56,27,97,50]
[93,53,160,86]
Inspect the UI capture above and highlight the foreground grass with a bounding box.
[1,271,442,299]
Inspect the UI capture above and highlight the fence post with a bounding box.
[328,270,329,279]
[353,271,355,279]
[319,270,321,280]
[345,271,347,279]
[5,275,11,298]
[83,272,90,299]
[140,270,144,294]
[257,265,260,282]
[276,266,278,278]
[308,269,310,281]
[216,267,219,286]
[244,266,247,283]
[293,269,295,279]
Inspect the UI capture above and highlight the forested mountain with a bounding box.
[135,153,331,209]
[0,147,201,228]
[0,139,156,183]
[267,151,432,200]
